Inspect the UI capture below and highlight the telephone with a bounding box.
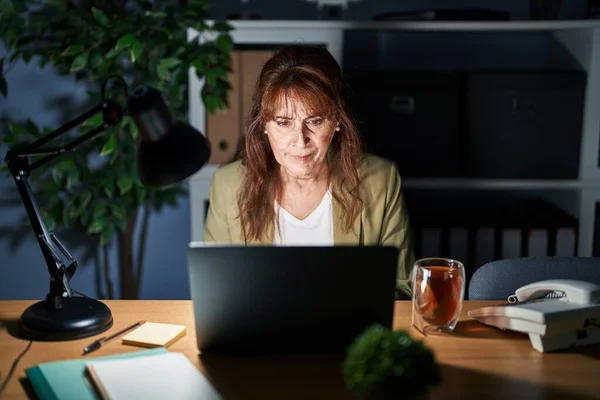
[468,279,600,352]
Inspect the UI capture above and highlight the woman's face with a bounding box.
[265,98,337,180]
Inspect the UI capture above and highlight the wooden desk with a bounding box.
[1,300,599,399]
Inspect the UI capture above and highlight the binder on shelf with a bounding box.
[475,227,495,267]
[528,229,549,257]
[556,228,576,256]
[502,229,521,259]
[449,228,468,264]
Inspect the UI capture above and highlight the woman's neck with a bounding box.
[279,165,329,193]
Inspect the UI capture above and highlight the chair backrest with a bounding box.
[468,256,600,300]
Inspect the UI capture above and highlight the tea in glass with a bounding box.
[412,258,465,334]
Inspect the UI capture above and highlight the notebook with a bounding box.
[121,321,186,348]
[25,348,167,400]
[86,352,222,400]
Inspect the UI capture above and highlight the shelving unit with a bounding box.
[187,19,600,260]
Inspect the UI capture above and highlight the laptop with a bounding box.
[187,244,399,354]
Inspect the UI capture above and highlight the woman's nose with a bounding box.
[295,130,310,147]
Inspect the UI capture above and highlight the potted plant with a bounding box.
[0,0,232,299]
[343,324,442,399]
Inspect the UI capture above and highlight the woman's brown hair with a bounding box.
[237,45,364,242]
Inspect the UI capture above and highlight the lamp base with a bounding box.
[19,296,113,341]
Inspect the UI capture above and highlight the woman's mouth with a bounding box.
[293,154,312,162]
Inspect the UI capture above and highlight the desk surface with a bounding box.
[1,300,599,400]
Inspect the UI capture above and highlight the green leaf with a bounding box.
[80,191,92,210]
[70,53,88,72]
[109,202,125,220]
[67,196,82,219]
[126,118,138,140]
[7,121,24,135]
[66,170,80,190]
[81,112,103,129]
[52,168,63,184]
[115,34,135,50]
[217,34,233,53]
[160,58,181,69]
[202,92,219,113]
[100,136,116,157]
[192,59,205,75]
[62,44,83,56]
[156,65,169,81]
[144,10,167,18]
[117,175,134,194]
[55,159,77,174]
[130,39,144,63]
[135,184,147,204]
[212,21,233,32]
[93,203,107,219]
[62,206,71,228]
[25,119,40,136]
[100,226,114,246]
[88,218,106,234]
[91,7,109,26]
[106,47,123,59]
[43,210,57,231]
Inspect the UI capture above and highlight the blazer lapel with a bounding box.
[242,221,273,245]
[332,180,362,246]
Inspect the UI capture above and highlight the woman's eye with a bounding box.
[276,120,290,127]
[308,119,323,126]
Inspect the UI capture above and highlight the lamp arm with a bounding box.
[7,100,124,171]
[3,99,124,307]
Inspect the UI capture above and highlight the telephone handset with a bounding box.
[508,279,600,305]
[468,279,600,352]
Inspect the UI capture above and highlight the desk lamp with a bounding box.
[4,78,210,341]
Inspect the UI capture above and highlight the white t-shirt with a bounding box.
[273,190,334,246]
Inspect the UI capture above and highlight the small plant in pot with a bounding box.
[343,324,442,400]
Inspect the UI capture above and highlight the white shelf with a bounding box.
[224,19,600,32]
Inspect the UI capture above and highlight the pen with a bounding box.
[82,320,146,355]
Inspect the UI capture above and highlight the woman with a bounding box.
[203,45,415,299]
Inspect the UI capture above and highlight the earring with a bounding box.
[335,126,340,131]
[264,130,268,134]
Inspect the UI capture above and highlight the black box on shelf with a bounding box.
[463,71,587,179]
[347,71,461,178]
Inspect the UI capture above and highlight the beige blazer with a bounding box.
[203,154,415,299]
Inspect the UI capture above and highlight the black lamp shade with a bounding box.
[127,86,211,187]
[136,121,210,187]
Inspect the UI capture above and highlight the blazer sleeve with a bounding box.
[380,161,416,300]
[203,168,232,243]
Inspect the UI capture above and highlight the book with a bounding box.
[121,321,186,348]
[25,348,167,400]
[86,352,222,400]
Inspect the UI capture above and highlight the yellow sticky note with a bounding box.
[121,322,186,348]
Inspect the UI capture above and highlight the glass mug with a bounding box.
[411,258,465,335]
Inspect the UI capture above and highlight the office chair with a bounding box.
[468,256,600,300]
